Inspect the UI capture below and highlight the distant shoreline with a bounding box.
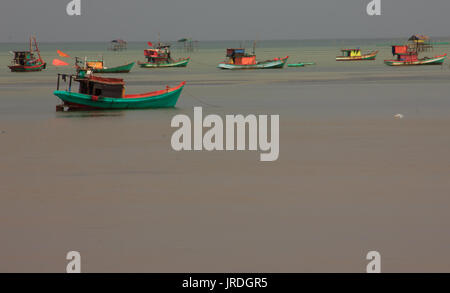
[2,36,450,44]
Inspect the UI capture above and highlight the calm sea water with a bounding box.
[1,39,450,121]
[2,40,450,272]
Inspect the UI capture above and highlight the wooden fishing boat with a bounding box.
[8,37,46,72]
[83,59,135,73]
[288,62,315,67]
[139,58,190,68]
[218,48,288,70]
[384,54,447,66]
[336,49,378,61]
[384,43,447,66]
[54,73,185,110]
[138,44,190,68]
[288,63,305,67]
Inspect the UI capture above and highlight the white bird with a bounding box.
[394,114,404,119]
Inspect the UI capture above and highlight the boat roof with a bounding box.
[341,49,361,51]
[409,34,430,41]
[82,75,125,85]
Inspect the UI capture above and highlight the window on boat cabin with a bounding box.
[92,83,124,99]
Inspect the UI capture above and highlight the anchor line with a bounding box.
[183,89,220,108]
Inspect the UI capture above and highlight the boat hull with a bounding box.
[9,62,46,72]
[93,62,135,73]
[384,54,447,66]
[336,51,378,61]
[139,58,190,68]
[218,57,288,70]
[54,82,186,110]
[288,63,305,67]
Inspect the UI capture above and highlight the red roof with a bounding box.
[89,75,124,85]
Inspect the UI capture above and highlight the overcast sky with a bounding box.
[1,0,450,42]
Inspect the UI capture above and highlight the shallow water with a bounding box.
[1,40,450,272]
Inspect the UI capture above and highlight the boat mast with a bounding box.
[33,36,43,60]
[252,33,259,55]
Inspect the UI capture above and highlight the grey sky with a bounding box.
[1,0,450,42]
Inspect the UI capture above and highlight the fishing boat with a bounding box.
[218,48,288,70]
[336,49,378,61]
[54,72,185,111]
[288,62,316,67]
[384,35,447,66]
[288,63,305,67]
[80,58,135,73]
[8,37,46,72]
[384,49,447,66]
[138,44,190,68]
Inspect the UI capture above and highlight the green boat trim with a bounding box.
[9,61,46,72]
[93,62,135,73]
[288,62,315,67]
[288,63,305,67]
[138,58,190,68]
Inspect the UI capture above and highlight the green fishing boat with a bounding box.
[93,62,135,73]
[80,59,135,73]
[54,73,185,111]
[288,63,305,67]
[384,36,447,66]
[218,48,288,70]
[139,58,190,68]
[138,44,190,68]
[8,37,46,72]
[288,61,315,67]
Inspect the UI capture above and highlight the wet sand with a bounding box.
[1,41,450,272]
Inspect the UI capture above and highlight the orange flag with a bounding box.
[57,50,71,58]
[52,59,70,66]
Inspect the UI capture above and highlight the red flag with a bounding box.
[147,42,153,47]
[52,59,70,66]
[57,50,71,58]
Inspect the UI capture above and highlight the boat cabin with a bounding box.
[226,48,256,65]
[408,35,433,52]
[77,76,125,98]
[11,51,37,66]
[144,45,172,63]
[74,57,105,71]
[391,45,419,62]
[86,60,104,70]
[340,49,362,57]
[57,74,125,99]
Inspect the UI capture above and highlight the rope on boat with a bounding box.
[184,89,221,108]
